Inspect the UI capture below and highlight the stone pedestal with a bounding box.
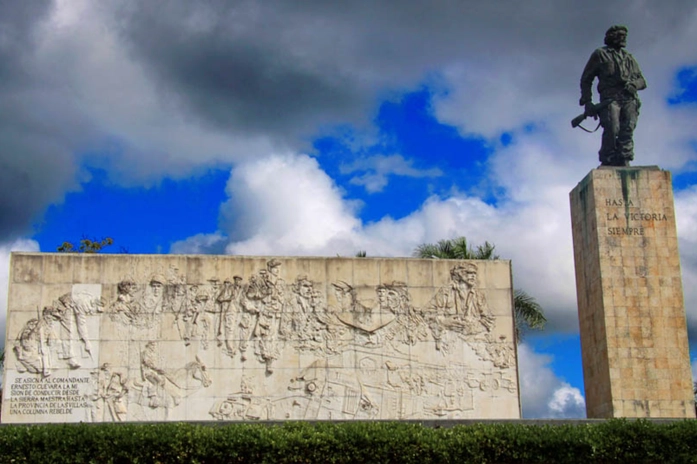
[570,167,694,418]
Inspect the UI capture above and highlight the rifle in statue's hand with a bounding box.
[571,99,613,129]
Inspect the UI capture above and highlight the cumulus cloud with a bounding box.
[221,153,362,256]
[517,343,586,418]
[0,0,278,241]
[3,0,697,244]
[547,384,587,419]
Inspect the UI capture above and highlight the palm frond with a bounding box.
[474,241,499,260]
[513,288,547,341]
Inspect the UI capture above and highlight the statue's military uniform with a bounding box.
[580,39,646,166]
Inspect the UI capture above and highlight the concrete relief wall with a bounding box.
[1,254,519,423]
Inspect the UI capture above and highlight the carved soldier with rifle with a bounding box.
[573,25,646,166]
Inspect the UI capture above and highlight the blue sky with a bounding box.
[3,0,697,419]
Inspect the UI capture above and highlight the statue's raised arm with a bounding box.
[574,25,646,167]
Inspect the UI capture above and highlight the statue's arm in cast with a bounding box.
[579,50,601,109]
[624,54,646,96]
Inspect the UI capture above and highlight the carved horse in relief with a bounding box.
[164,356,213,401]
[131,356,212,419]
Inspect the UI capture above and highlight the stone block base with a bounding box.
[570,167,694,418]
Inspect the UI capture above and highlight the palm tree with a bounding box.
[413,236,546,341]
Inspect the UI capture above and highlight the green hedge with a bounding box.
[0,420,696,463]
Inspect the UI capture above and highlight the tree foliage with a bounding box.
[413,237,498,260]
[413,236,546,340]
[57,237,114,253]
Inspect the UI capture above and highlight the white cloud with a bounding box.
[547,384,587,418]
[170,232,228,255]
[220,153,361,256]
[4,1,697,255]
[517,343,586,418]
[340,154,443,193]
[0,238,40,356]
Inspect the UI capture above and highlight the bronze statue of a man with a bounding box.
[579,25,646,166]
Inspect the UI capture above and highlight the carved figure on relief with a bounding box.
[426,262,495,353]
[240,259,285,373]
[192,277,228,349]
[378,282,430,348]
[280,276,333,353]
[236,279,257,362]
[109,279,155,331]
[130,342,211,418]
[280,275,314,335]
[13,306,60,377]
[484,334,515,369]
[52,291,103,368]
[87,363,128,422]
[163,282,188,315]
[142,274,166,314]
[332,281,388,333]
[177,285,212,348]
[217,276,244,356]
[198,277,221,347]
[109,272,175,330]
[310,288,348,354]
[109,278,143,326]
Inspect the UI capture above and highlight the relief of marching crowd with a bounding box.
[10,259,517,421]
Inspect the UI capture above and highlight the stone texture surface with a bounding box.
[1,254,519,423]
[570,167,695,418]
